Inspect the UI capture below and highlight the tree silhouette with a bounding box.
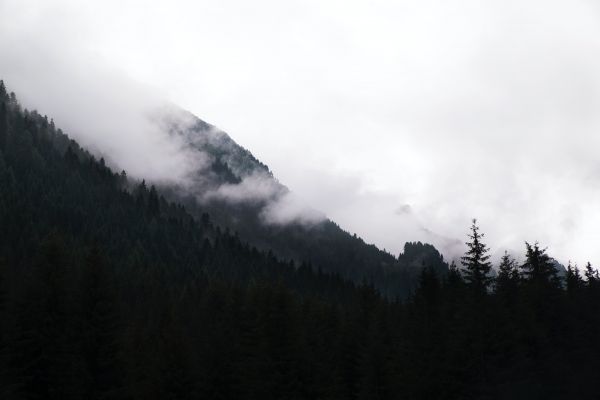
[495,250,519,303]
[584,262,599,288]
[460,219,493,292]
[520,242,560,288]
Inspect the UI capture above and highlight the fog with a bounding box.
[2,0,600,264]
[0,28,200,182]
[200,170,324,225]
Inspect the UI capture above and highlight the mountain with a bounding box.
[0,81,360,298]
[1,79,600,399]
[0,77,447,398]
[0,78,446,302]
[152,105,448,297]
[0,81,377,398]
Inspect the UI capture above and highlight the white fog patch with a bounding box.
[203,170,326,225]
[261,191,325,226]
[0,28,208,185]
[204,171,282,203]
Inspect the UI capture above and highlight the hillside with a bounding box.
[2,80,600,399]
[154,105,447,297]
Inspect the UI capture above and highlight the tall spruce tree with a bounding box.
[445,260,464,290]
[460,219,493,292]
[520,242,560,288]
[565,261,583,296]
[495,251,519,298]
[0,100,8,151]
[584,262,599,287]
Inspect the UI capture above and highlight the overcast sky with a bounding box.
[2,0,600,265]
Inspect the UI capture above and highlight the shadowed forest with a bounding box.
[1,81,599,399]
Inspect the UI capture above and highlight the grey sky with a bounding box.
[2,0,600,265]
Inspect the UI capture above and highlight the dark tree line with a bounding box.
[1,81,600,399]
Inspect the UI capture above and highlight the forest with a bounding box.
[1,80,599,399]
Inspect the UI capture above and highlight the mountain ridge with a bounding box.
[2,78,599,399]
[0,79,447,297]
[151,102,448,296]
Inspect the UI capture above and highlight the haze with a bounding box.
[2,0,600,265]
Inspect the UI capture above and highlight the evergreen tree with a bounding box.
[520,242,560,288]
[147,185,161,218]
[496,251,518,283]
[584,262,599,288]
[460,219,493,292]
[446,260,464,289]
[565,261,583,296]
[495,251,519,300]
[0,80,6,99]
[0,100,7,151]
[413,266,441,315]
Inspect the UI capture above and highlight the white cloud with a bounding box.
[203,170,325,225]
[2,0,600,265]
[261,192,325,226]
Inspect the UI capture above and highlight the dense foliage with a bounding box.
[1,81,599,399]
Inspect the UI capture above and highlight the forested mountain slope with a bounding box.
[155,105,448,297]
[0,78,444,299]
[2,81,599,399]
[0,81,365,299]
[0,79,379,398]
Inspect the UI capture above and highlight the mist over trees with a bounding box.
[0,81,599,399]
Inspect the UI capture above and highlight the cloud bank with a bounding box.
[0,24,203,183]
[0,0,322,226]
[2,0,600,265]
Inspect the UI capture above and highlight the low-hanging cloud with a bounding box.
[2,0,600,265]
[0,5,323,227]
[0,29,207,183]
[205,171,282,204]
[202,170,325,225]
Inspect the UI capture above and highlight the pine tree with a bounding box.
[520,242,560,288]
[0,100,8,151]
[460,219,493,292]
[414,266,441,314]
[565,261,583,296]
[584,262,599,289]
[119,170,127,186]
[497,251,518,281]
[135,180,148,210]
[446,260,464,289]
[64,145,79,166]
[147,185,161,218]
[495,251,519,298]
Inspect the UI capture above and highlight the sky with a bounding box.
[1,0,600,265]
